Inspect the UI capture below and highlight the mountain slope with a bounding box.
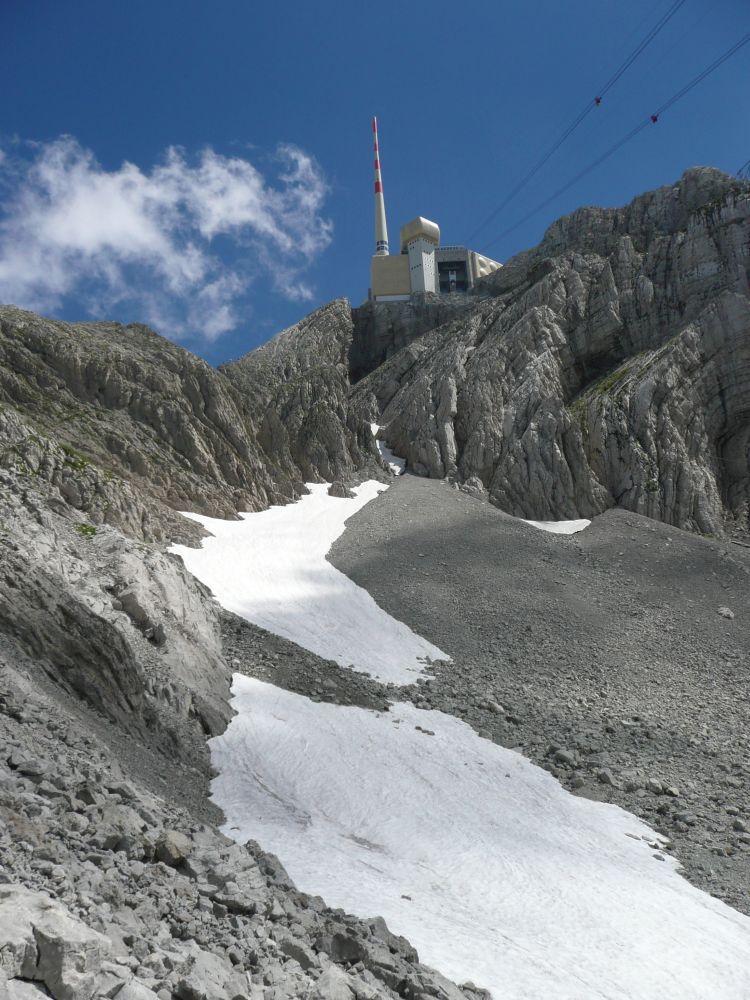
[0,302,381,541]
[0,166,749,1000]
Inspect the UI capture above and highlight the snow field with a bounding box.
[522,517,591,534]
[212,677,750,1000]
[370,423,406,475]
[171,482,446,684]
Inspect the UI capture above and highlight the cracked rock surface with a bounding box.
[352,168,750,536]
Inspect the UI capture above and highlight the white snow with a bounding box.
[171,482,447,684]
[212,677,750,1000]
[522,517,591,534]
[371,423,406,475]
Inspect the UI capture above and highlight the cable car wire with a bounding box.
[595,0,687,101]
[481,30,750,252]
[466,0,687,245]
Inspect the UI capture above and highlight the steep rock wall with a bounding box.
[222,299,381,489]
[352,169,750,535]
[350,294,475,383]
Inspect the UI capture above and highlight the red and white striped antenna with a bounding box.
[372,116,389,256]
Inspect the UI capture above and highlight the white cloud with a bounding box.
[0,137,332,340]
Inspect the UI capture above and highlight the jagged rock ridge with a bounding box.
[4,167,746,539]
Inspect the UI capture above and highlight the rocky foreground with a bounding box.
[0,639,488,1000]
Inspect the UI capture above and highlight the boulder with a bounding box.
[327,482,355,499]
[0,885,109,1000]
[113,979,160,1000]
[155,831,192,867]
[313,966,355,1000]
[175,947,244,1000]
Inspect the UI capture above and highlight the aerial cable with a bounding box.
[643,5,715,69]
[482,120,652,249]
[466,0,687,245]
[738,159,750,180]
[594,0,687,102]
[650,32,750,119]
[482,30,750,252]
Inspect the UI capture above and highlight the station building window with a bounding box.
[438,260,468,293]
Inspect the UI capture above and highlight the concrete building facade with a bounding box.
[370,226,503,301]
[402,217,440,294]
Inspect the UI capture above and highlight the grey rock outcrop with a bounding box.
[0,308,275,527]
[0,886,109,1000]
[353,168,750,535]
[0,302,380,542]
[222,299,380,490]
[350,294,475,384]
[0,414,231,750]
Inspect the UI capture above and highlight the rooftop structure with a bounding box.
[369,120,502,302]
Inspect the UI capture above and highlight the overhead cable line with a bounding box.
[465,0,687,245]
[482,30,750,252]
[650,31,750,119]
[595,0,688,101]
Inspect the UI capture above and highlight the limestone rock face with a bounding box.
[0,885,109,1000]
[0,299,384,539]
[353,168,750,534]
[222,299,380,491]
[0,413,232,747]
[0,308,275,525]
[350,294,474,383]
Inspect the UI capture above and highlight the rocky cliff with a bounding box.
[222,299,380,490]
[350,295,474,383]
[0,405,232,747]
[354,167,750,536]
[5,168,745,541]
[0,308,276,533]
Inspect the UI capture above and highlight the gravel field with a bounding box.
[326,475,750,915]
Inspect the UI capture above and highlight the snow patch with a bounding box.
[371,423,406,476]
[523,517,591,534]
[212,677,750,1000]
[171,482,446,684]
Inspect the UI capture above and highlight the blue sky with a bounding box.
[2,0,749,364]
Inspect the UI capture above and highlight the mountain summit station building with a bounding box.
[369,118,502,302]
